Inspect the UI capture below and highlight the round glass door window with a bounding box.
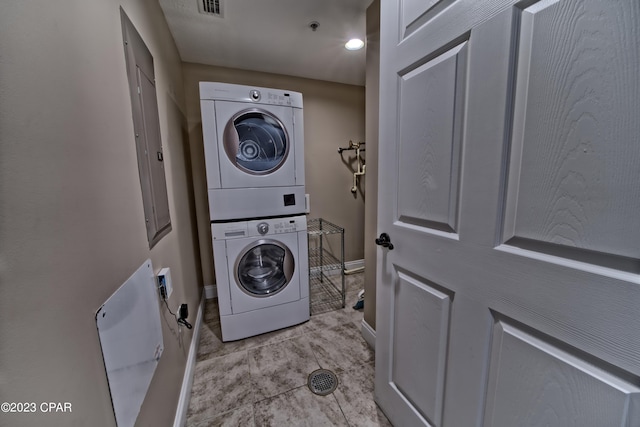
[223,109,290,175]
[235,241,294,297]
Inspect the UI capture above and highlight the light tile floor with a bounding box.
[186,272,392,427]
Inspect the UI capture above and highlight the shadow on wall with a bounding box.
[186,120,216,286]
[165,92,204,291]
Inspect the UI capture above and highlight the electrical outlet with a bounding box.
[158,276,167,299]
[157,268,172,299]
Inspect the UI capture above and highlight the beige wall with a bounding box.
[0,1,201,426]
[364,0,381,330]
[182,63,366,288]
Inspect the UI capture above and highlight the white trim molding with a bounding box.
[361,318,376,350]
[345,258,365,271]
[324,258,365,276]
[173,290,204,427]
[204,284,217,299]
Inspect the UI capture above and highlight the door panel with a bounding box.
[484,318,640,427]
[138,70,171,232]
[504,0,640,262]
[398,42,466,233]
[376,0,640,426]
[392,271,453,425]
[402,0,440,29]
[402,0,458,38]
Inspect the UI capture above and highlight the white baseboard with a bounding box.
[322,259,365,276]
[361,319,376,350]
[345,258,364,271]
[173,291,204,427]
[204,284,217,299]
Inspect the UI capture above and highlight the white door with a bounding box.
[375,1,640,426]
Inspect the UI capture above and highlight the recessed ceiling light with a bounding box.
[345,38,364,51]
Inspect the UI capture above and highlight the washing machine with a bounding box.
[200,82,306,221]
[211,215,309,341]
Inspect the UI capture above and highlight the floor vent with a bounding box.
[199,0,222,16]
[308,369,338,396]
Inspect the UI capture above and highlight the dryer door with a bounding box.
[214,102,297,188]
[226,233,301,314]
[224,109,289,175]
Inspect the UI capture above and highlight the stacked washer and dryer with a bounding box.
[200,82,309,342]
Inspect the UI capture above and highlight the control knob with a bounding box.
[257,222,269,235]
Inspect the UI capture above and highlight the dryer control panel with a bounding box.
[249,89,292,106]
[200,82,303,109]
[264,91,291,106]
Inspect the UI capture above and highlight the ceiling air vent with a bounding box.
[198,0,222,16]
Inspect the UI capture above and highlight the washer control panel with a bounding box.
[247,215,307,237]
[272,220,297,234]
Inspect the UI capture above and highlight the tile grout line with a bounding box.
[331,391,352,427]
[306,322,352,426]
[251,352,257,427]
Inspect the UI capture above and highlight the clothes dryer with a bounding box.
[211,215,309,341]
[200,82,306,221]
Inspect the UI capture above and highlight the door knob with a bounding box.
[375,233,394,250]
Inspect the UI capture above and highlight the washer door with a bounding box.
[223,108,290,175]
[235,239,294,297]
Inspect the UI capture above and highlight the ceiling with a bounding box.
[159,0,373,86]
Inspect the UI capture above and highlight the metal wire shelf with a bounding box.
[308,218,345,315]
[309,247,341,272]
[307,218,344,235]
[309,272,344,315]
